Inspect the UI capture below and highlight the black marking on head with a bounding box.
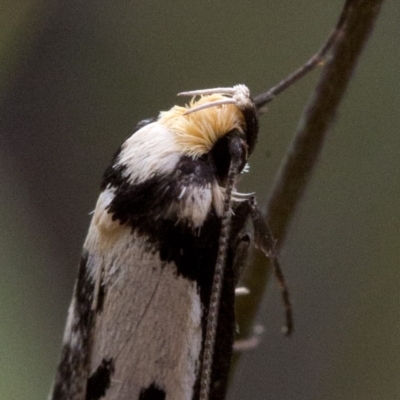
[86,358,115,400]
[139,383,166,400]
[51,250,95,399]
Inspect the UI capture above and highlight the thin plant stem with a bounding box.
[232,0,384,378]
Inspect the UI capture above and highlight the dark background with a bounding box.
[0,1,399,399]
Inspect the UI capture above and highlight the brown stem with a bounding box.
[267,0,384,242]
[232,0,384,375]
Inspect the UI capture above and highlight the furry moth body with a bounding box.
[50,85,272,400]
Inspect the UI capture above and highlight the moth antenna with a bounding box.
[178,87,237,97]
[199,134,244,400]
[250,199,293,336]
[231,190,256,198]
[183,98,237,115]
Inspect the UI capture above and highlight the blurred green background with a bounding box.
[0,1,399,399]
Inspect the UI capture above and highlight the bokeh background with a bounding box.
[1,1,399,399]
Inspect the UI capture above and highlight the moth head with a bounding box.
[160,85,258,157]
[105,85,259,229]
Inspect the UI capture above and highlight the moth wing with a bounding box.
[85,194,203,400]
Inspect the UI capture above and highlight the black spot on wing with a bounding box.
[74,250,95,340]
[51,344,79,399]
[50,250,95,399]
[139,383,166,400]
[86,358,115,400]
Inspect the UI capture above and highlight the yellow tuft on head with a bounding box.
[158,94,245,158]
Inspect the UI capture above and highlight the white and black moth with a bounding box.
[50,85,290,400]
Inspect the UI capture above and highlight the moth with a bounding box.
[49,85,291,400]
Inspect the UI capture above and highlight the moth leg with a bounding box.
[248,197,293,336]
[230,200,253,285]
[232,233,251,286]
